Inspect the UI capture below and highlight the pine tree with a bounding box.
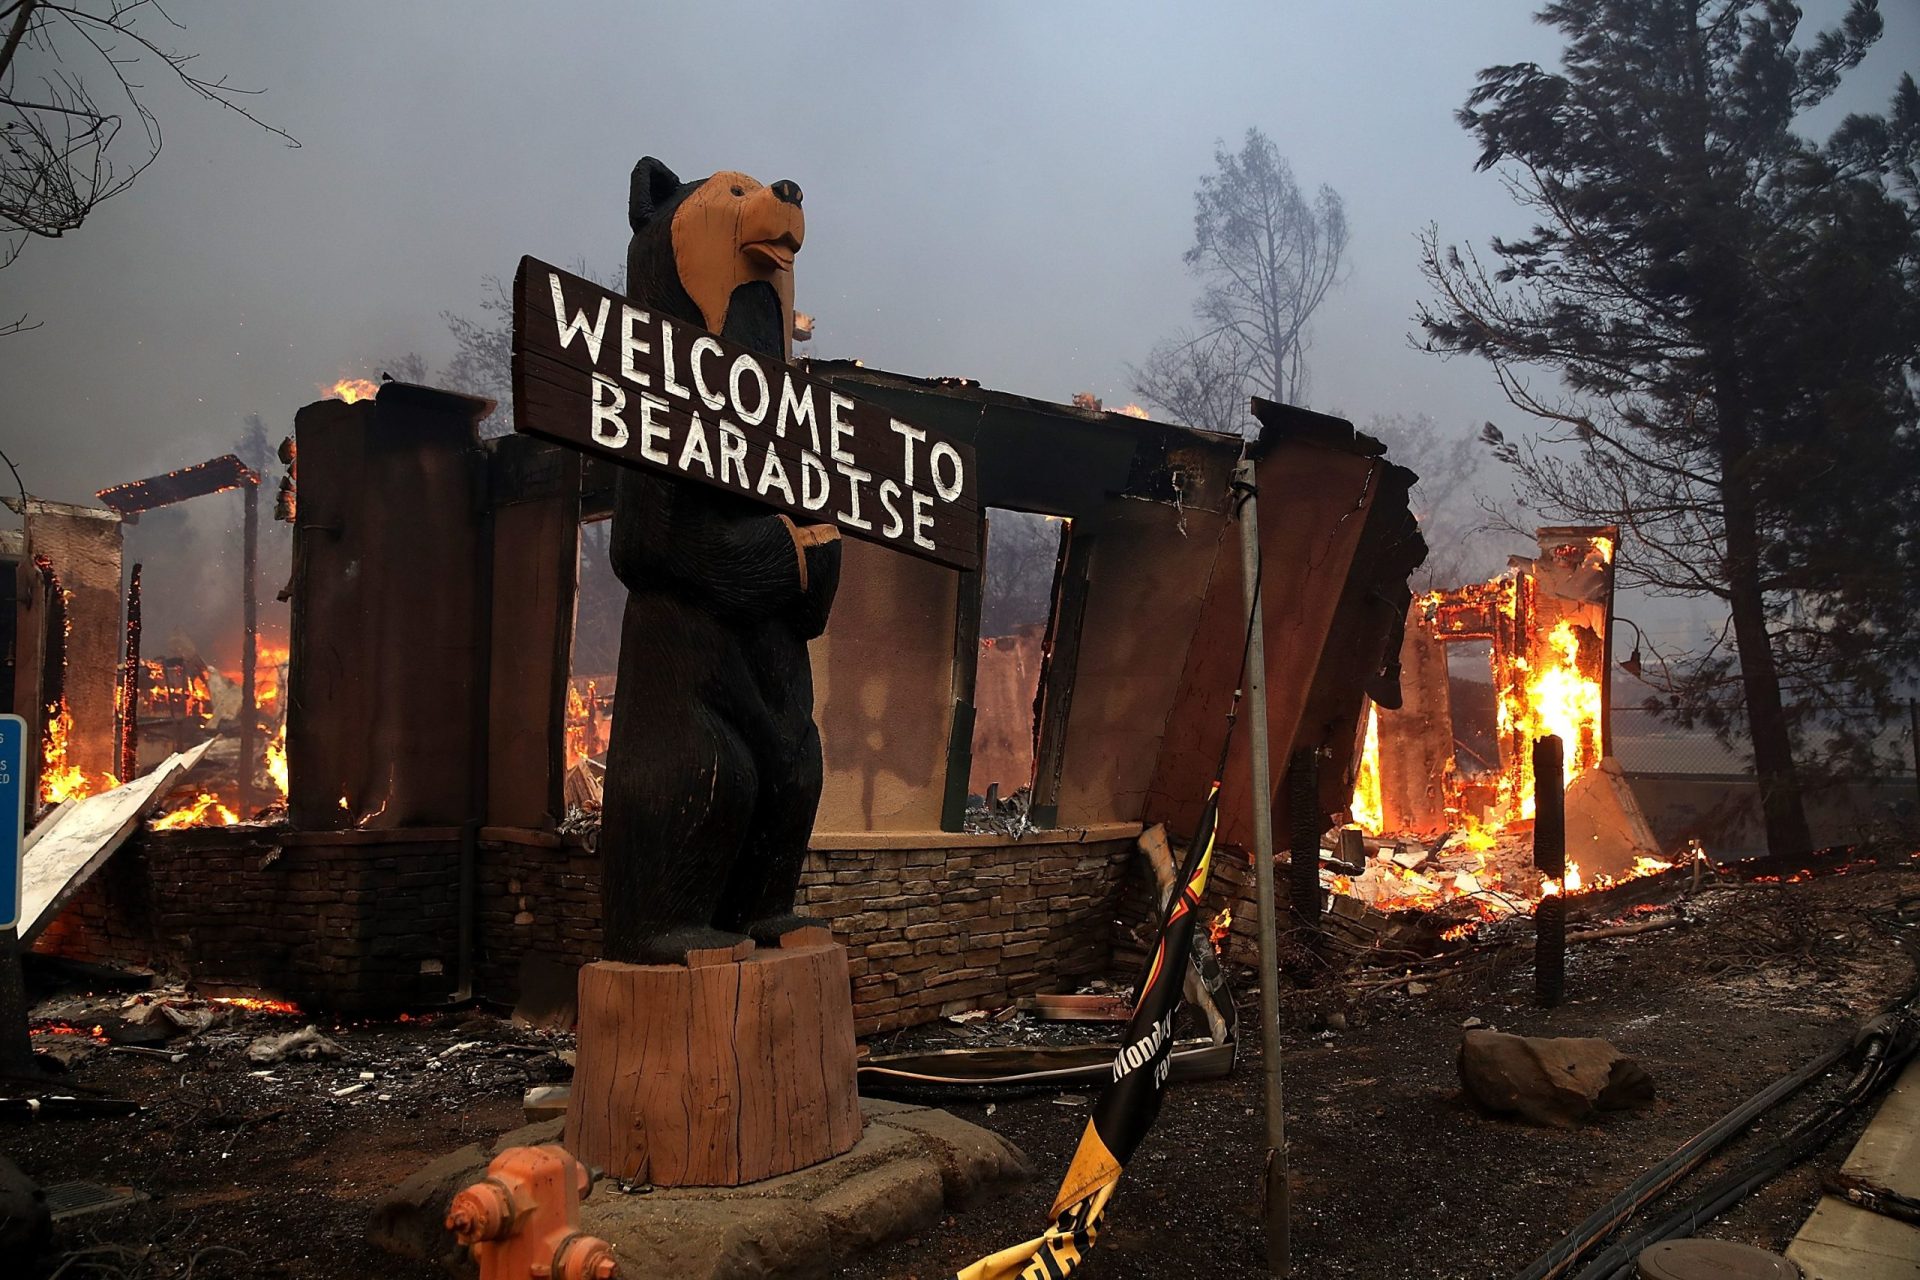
[1419,0,1920,858]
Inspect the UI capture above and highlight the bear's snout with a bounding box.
[770,180,802,208]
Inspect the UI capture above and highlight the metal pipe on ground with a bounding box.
[1233,458,1289,1278]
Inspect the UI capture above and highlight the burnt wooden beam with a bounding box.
[1028,525,1096,829]
[96,455,257,516]
[940,519,987,832]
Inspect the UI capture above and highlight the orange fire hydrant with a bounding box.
[445,1145,618,1280]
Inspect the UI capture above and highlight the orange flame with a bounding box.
[324,378,380,404]
[152,791,238,831]
[265,723,288,798]
[1350,702,1384,835]
[1207,906,1233,946]
[210,995,301,1015]
[40,700,120,806]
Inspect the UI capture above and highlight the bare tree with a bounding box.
[1,0,296,301]
[1135,128,1349,431]
[1361,412,1509,590]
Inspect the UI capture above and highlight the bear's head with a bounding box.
[628,156,804,358]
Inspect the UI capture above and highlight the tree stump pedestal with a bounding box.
[564,935,862,1186]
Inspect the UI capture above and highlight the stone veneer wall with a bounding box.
[35,827,461,1012]
[38,825,1142,1037]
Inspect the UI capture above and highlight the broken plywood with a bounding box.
[19,740,214,946]
[1786,1056,1920,1279]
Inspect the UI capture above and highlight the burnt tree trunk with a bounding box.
[1717,398,1812,862]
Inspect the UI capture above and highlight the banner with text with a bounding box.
[512,257,980,571]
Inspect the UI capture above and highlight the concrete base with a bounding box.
[371,1097,1031,1280]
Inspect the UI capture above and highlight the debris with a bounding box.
[331,1083,367,1097]
[1406,982,1430,996]
[1458,1030,1655,1127]
[524,1085,570,1123]
[245,1025,344,1065]
[108,1045,186,1063]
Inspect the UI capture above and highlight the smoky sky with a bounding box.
[2,1,1912,661]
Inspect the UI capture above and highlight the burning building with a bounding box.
[20,377,1427,1032]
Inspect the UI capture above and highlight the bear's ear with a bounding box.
[630,157,683,232]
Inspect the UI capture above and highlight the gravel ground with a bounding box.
[4,849,1916,1280]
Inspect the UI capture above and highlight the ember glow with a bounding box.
[324,377,381,403]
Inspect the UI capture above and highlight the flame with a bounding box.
[1208,906,1233,946]
[40,700,120,806]
[210,995,300,1015]
[324,378,380,404]
[265,723,288,798]
[1440,921,1479,943]
[152,791,238,830]
[1350,703,1384,835]
[34,1022,109,1043]
[1113,403,1149,419]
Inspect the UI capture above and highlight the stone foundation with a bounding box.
[37,823,1141,1034]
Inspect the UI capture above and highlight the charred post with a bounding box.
[1287,748,1322,924]
[119,564,142,782]
[238,478,259,819]
[1533,733,1566,1007]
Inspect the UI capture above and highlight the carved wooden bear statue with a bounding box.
[599,157,842,965]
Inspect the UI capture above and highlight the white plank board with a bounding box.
[19,740,215,945]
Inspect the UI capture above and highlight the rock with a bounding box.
[0,1156,51,1268]
[1459,1030,1655,1127]
[246,1025,345,1065]
[876,1107,1032,1207]
[1325,1011,1349,1031]
[806,1157,943,1252]
[1407,982,1430,996]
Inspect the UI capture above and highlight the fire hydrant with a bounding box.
[445,1145,618,1280]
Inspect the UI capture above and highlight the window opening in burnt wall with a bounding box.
[1447,639,1499,825]
[965,508,1071,833]
[562,514,620,814]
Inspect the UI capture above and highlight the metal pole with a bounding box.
[1234,458,1289,1277]
[237,480,258,818]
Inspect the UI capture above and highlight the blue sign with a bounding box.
[0,714,24,932]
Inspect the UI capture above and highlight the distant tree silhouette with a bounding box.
[1136,127,1349,432]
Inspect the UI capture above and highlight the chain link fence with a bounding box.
[1610,703,1920,857]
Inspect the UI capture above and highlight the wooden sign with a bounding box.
[512,257,980,571]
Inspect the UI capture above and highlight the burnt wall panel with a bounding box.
[1055,501,1227,827]
[485,439,582,831]
[811,538,958,834]
[1144,444,1381,851]
[289,388,488,828]
[24,504,123,780]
